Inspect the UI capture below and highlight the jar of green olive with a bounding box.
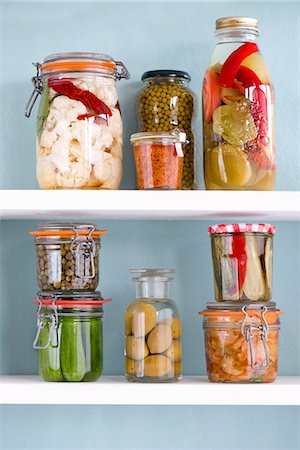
[30,223,108,291]
[136,70,198,190]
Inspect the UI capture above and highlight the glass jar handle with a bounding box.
[33,296,58,350]
[70,224,96,279]
[242,305,269,370]
[115,61,130,80]
[25,62,43,118]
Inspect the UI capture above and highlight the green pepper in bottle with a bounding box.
[38,321,63,382]
[60,315,86,382]
[83,316,103,382]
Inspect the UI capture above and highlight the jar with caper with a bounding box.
[136,70,197,190]
[30,223,108,291]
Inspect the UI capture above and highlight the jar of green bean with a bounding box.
[136,70,198,190]
[33,291,111,382]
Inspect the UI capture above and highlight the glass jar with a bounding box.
[202,17,276,190]
[30,223,108,291]
[33,292,111,382]
[131,130,187,190]
[199,302,282,383]
[208,223,275,302]
[25,52,130,190]
[136,70,197,190]
[125,269,182,382]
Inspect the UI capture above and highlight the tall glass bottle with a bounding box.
[125,269,182,382]
[203,17,275,190]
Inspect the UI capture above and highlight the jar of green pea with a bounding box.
[136,70,198,190]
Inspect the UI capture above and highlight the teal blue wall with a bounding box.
[0,1,299,450]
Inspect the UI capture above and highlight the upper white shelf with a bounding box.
[0,190,299,221]
[0,376,299,405]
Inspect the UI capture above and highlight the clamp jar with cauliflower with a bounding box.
[25,52,130,189]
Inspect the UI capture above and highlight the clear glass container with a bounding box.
[25,52,130,190]
[125,269,182,382]
[209,223,275,302]
[33,292,111,382]
[131,130,186,190]
[30,223,108,291]
[202,17,276,190]
[199,302,282,383]
[136,70,198,190]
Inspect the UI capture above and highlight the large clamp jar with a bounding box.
[25,52,130,190]
[202,17,275,190]
[125,269,182,382]
[33,291,111,382]
[136,70,197,190]
[30,223,108,291]
[199,302,282,383]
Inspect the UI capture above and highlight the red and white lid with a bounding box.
[208,223,276,235]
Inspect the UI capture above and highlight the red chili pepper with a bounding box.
[48,78,112,117]
[218,43,259,88]
[236,65,262,88]
[77,113,107,126]
[230,235,247,296]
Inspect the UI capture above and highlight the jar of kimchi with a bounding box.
[25,52,130,190]
[199,302,282,383]
[202,17,275,190]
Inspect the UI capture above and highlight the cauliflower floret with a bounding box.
[50,135,72,173]
[92,122,114,153]
[107,108,123,139]
[56,158,91,188]
[36,155,58,189]
[93,154,122,189]
[40,129,58,148]
[110,140,123,159]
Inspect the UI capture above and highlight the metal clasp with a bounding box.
[115,61,130,80]
[33,294,58,350]
[241,305,269,371]
[25,62,43,118]
[70,224,96,279]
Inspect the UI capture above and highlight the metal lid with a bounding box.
[208,223,276,235]
[30,222,108,238]
[141,70,191,82]
[216,16,258,32]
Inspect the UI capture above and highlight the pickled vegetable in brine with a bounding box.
[203,19,276,190]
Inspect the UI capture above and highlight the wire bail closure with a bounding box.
[32,293,58,350]
[241,305,269,370]
[25,62,43,118]
[70,224,96,279]
[116,61,130,80]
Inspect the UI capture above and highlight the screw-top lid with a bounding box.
[208,223,275,235]
[216,16,258,32]
[141,70,191,82]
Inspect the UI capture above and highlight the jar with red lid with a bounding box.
[199,302,282,383]
[131,130,187,190]
[33,291,111,382]
[208,223,275,302]
[30,222,108,291]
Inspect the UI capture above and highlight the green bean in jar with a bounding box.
[136,70,197,190]
[30,223,108,291]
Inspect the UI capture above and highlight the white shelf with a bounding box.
[0,376,299,405]
[0,190,299,221]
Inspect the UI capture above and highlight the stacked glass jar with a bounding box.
[30,222,110,382]
[125,269,182,382]
[199,223,282,383]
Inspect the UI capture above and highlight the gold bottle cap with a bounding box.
[216,16,258,31]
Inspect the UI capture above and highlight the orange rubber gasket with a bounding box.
[41,61,116,73]
[34,298,112,308]
[29,230,108,238]
[199,310,283,325]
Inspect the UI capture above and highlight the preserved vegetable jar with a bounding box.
[131,130,187,190]
[136,70,197,190]
[125,269,182,382]
[199,302,282,383]
[208,223,275,302]
[30,223,108,291]
[25,52,130,190]
[203,17,275,190]
[33,292,111,382]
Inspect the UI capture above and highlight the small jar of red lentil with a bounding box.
[131,130,187,190]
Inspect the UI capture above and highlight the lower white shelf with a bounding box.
[0,376,299,406]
